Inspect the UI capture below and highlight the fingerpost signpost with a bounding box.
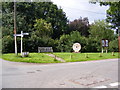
[14,31,29,56]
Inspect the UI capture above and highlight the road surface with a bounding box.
[1,58,119,88]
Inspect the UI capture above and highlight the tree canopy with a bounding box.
[90,1,120,34]
[100,2,120,34]
[68,17,90,37]
[2,2,68,38]
[2,2,117,53]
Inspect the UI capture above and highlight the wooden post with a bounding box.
[118,36,120,53]
[106,47,108,53]
[102,47,104,53]
[119,36,120,59]
[14,1,17,55]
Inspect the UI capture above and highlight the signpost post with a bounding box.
[14,31,29,56]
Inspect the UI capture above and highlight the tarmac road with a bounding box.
[1,58,119,88]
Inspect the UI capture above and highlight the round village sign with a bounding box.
[72,43,81,53]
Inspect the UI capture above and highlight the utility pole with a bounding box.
[14,0,17,55]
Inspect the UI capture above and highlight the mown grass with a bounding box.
[1,52,118,63]
[2,53,61,63]
[54,52,118,62]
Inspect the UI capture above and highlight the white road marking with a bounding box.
[93,86,107,88]
[109,82,120,87]
[93,82,120,88]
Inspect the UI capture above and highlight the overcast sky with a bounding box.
[52,0,109,24]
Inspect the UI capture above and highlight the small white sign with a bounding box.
[102,39,109,47]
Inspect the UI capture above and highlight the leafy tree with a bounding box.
[2,35,14,53]
[89,20,114,41]
[89,20,114,51]
[68,17,90,37]
[57,31,86,52]
[90,1,120,34]
[109,38,118,52]
[33,19,53,37]
[2,2,68,53]
[100,2,120,30]
[2,2,68,38]
[28,35,55,52]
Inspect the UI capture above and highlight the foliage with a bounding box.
[100,2,120,30]
[2,2,68,53]
[2,2,68,38]
[2,2,117,53]
[90,1,120,33]
[108,38,118,52]
[89,20,114,41]
[68,17,90,37]
[89,20,115,51]
[34,19,53,37]
[57,31,86,52]
[2,35,14,53]
[28,35,55,52]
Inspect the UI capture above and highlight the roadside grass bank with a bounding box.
[54,52,118,62]
[1,52,118,63]
[2,53,61,63]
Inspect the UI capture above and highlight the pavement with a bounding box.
[1,58,119,89]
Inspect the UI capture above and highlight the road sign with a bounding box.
[14,34,22,37]
[23,33,29,35]
[13,31,29,56]
[14,33,29,37]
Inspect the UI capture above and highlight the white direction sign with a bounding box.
[14,34,22,37]
[14,33,29,37]
[14,31,29,56]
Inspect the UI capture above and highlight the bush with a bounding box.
[57,31,87,52]
[108,38,118,52]
[2,35,14,53]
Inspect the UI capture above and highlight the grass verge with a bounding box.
[53,52,118,62]
[1,52,118,63]
[2,53,61,63]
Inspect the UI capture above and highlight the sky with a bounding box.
[52,0,109,24]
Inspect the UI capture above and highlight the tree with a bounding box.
[90,1,120,33]
[109,38,118,52]
[68,17,90,37]
[2,2,68,37]
[33,19,53,37]
[89,20,114,51]
[2,2,68,53]
[100,1,120,34]
[57,31,86,52]
[2,35,14,53]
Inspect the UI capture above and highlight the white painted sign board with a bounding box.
[72,43,81,53]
